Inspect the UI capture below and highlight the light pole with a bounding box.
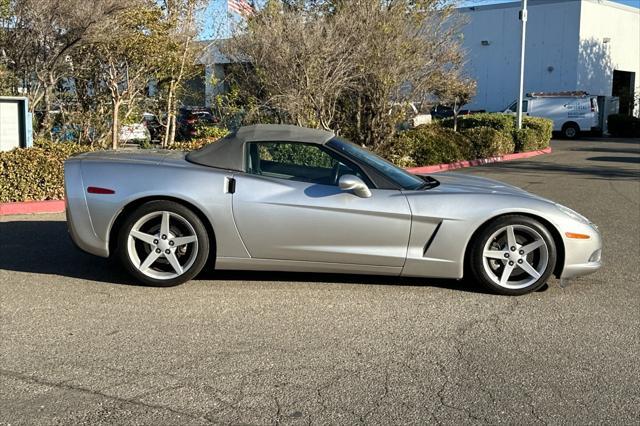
[516,0,528,130]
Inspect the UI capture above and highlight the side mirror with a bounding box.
[339,174,372,198]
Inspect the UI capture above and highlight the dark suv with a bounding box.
[177,107,216,140]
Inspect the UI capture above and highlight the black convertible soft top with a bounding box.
[185,124,335,171]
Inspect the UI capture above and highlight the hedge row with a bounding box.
[0,130,230,203]
[440,113,552,152]
[0,140,94,203]
[378,113,552,167]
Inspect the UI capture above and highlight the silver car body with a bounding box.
[64,125,602,282]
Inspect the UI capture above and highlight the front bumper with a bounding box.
[559,222,602,280]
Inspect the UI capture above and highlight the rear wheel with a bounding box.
[562,122,580,139]
[469,215,556,295]
[117,200,209,287]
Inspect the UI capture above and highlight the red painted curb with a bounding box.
[0,200,66,216]
[406,146,552,174]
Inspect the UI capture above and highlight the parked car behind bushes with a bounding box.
[177,107,217,141]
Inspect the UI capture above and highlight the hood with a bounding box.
[427,172,548,200]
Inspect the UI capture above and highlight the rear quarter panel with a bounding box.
[78,157,248,259]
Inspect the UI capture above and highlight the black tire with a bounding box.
[117,200,210,287]
[561,122,580,139]
[468,215,557,296]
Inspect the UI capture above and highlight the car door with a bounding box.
[231,141,412,267]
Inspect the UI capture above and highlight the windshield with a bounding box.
[327,138,427,190]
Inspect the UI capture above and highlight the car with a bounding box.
[64,124,602,295]
[389,102,432,129]
[430,105,486,120]
[176,107,216,140]
[119,123,150,144]
[502,92,599,139]
[142,112,163,142]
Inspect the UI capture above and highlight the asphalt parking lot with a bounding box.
[1,137,639,425]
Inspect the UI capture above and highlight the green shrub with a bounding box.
[259,142,334,168]
[441,113,552,152]
[608,114,640,137]
[441,113,516,133]
[0,141,94,203]
[512,128,540,152]
[375,133,417,168]
[520,116,552,150]
[194,125,230,140]
[378,125,471,166]
[522,116,552,139]
[463,126,515,158]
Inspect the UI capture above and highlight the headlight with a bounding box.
[556,203,590,224]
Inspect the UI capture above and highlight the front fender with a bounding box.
[400,192,572,279]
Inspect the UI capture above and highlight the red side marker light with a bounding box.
[87,186,115,195]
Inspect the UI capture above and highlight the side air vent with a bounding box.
[423,222,443,256]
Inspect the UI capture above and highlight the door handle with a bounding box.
[225,177,236,194]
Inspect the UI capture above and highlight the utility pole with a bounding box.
[517,0,528,130]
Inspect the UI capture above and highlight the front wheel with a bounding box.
[117,200,210,287]
[469,215,557,295]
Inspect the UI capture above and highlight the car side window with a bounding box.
[246,142,368,186]
[507,101,527,113]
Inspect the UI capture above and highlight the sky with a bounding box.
[200,0,640,39]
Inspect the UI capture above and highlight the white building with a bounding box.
[459,0,640,115]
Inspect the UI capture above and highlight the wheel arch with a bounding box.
[108,196,217,266]
[561,121,580,132]
[463,212,565,279]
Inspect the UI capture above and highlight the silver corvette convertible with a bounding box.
[64,124,602,295]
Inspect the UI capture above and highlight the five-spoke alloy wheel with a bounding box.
[117,201,210,286]
[469,215,557,295]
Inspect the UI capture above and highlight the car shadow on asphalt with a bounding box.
[198,269,506,295]
[0,220,513,295]
[0,220,132,285]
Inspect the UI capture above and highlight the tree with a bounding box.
[227,0,471,147]
[86,3,169,149]
[156,0,207,147]
[226,1,361,130]
[0,0,131,133]
[433,77,477,132]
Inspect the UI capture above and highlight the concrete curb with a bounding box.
[406,146,552,174]
[0,147,552,216]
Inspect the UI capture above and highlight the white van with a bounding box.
[503,92,599,139]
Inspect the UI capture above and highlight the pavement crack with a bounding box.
[0,368,211,423]
[432,299,521,423]
[274,396,282,425]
